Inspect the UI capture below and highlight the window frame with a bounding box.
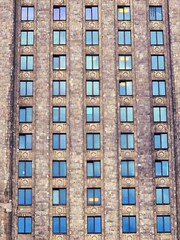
[118,6,131,21]
[150,30,164,46]
[18,188,32,206]
[53,80,66,96]
[52,106,66,123]
[87,160,101,178]
[155,160,169,177]
[156,187,170,205]
[87,188,101,206]
[152,80,166,96]
[118,30,131,45]
[19,107,33,123]
[19,134,32,150]
[86,80,100,97]
[52,188,67,205]
[86,55,99,70]
[151,55,165,71]
[122,216,136,233]
[20,81,33,97]
[87,216,102,234]
[21,30,34,46]
[18,216,32,234]
[122,188,136,205]
[120,106,134,122]
[85,6,99,21]
[157,215,171,233]
[52,160,67,178]
[153,106,167,122]
[53,6,66,21]
[53,55,66,70]
[18,161,32,178]
[119,55,132,70]
[53,133,67,150]
[52,216,67,234]
[20,55,34,71]
[53,30,66,45]
[149,6,163,21]
[121,160,135,177]
[119,80,133,96]
[86,133,100,150]
[86,106,100,123]
[85,30,99,45]
[120,133,134,150]
[21,6,34,21]
[154,133,168,150]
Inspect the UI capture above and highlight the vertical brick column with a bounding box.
[101,1,119,239]
[69,1,85,238]
[34,1,51,239]
[133,1,155,239]
[0,0,14,239]
[168,0,180,238]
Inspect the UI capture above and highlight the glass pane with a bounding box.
[86,8,91,20]
[53,218,59,233]
[155,135,161,149]
[28,7,34,21]
[53,107,59,122]
[122,189,128,204]
[87,189,93,205]
[121,134,127,149]
[86,107,92,122]
[60,134,66,149]
[86,31,92,45]
[60,217,67,233]
[19,162,25,177]
[159,82,165,95]
[118,31,124,44]
[162,134,168,148]
[156,7,162,20]
[60,56,66,69]
[18,218,24,233]
[87,162,93,177]
[153,107,159,122]
[93,31,98,44]
[20,109,25,122]
[60,7,66,20]
[54,8,59,20]
[152,56,157,70]
[156,188,162,204]
[26,135,32,149]
[119,56,125,69]
[88,217,94,233]
[124,7,130,20]
[130,217,136,232]
[26,107,32,122]
[26,217,32,233]
[129,161,135,176]
[94,161,100,177]
[150,7,156,20]
[150,31,156,45]
[94,107,99,122]
[20,56,26,70]
[21,7,27,20]
[128,107,133,121]
[128,134,134,149]
[95,217,101,233]
[53,57,59,69]
[21,32,27,45]
[60,189,66,205]
[87,134,93,149]
[155,162,162,176]
[86,82,92,95]
[120,82,126,95]
[118,8,123,20]
[95,189,101,205]
[164,216,170,232]
[26,189,32,204]
[127,81,132,95]
[86,56,92,69]
[19,135,25,149]
[157,216,163,232]
[126,56,132,69]
[60,161,66,177]
[27,82,33,96]
[152,81,158,95]
[120,107,126,121]
[162,161,168,176]
[60,31,66,44]
[129,189,135,204]
[53,162,59,177]
[125,31,131,44]
[18,189,24,205]
[157,31,163,45]
[28,31,34,45]
[60,107,66,122]
[53,134,59,149]
[94,134,100,149]
[53,31,59,44]
[121,161,128,176]
[28,56,33,70]
[93,56,99,69]
[92,7,98,20]
[26,162,32,177]
[53,190,59,204]
[161,107,167,121]
[164,188,169,204]
[158,56,165,70]
[93,81,99,95]
[122,217,129,232]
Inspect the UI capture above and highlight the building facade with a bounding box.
[0,0,180,239]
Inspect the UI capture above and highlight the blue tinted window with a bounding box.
[87,188,101,205]
[154,133,168,149]
[53,189,66,205]
[53,6,66,21]
[150,6,162,21]
[156,188,170,205]
[53,107,66,123]
[121,160,135,177]
[153,107,167,122]
[120,133,134,149]
[87,161,100,177]
[155,160,169,177]
[86,30,99,45]
[122,216,136,233]
[157,216,171,233]
[21,31,34,45]
[18,189,32,205]
[86,133,100,150]
[20,81,33,97]
[119,55,132,70]
[53,80,66,96]
[87,216,102,234]
[21,7,34,21]
[53,30,66,45]
[18,217,32,234]
[119,81,132,96]
[120,107,133,122]
[152,81,166,96]
[20,56,33,71]
[53,217,67,234]
[122,188,136,205]
[19,161,32,177]
[86,55,99,70]
[118,30,131,45]
[150,31,164,45]
[19,134,32,150]
[53,161,66,177]
[53,134,66,150]
[86,107,100,122]
[85,6,98,21]
[53,55,66,70]
[86,81,100,96]
[151,55,165,70]
[118,7,131,20]
[19,107,33,123]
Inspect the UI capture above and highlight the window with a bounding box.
[86,107,100,122]
[151,55,165,70]
[120,107,133,122]
[18,217,32,234]
[53,217,67,234]
[53,80,66,96]
[152,81,166,96]
[53,6,66,21]
[122,188,136,205]
[86,30,99,45]
[20,56,33,71]
[19,107,33,123]
[86,55,99,70]
[150,31,164,45]
[53,30,66,45]
[18,161,32,178]
[53,134,66,150]
[118,30,131,45]
[87,216,102,234]
[118,6,131,20]
[85,6,98,21]
[119,55,132,70]
[155,160,169,177]
[120,133,134,149]
[156,188,170,205]
[157,216,171,233]
[53,107,66,123]
[19,134,32,150]
[149,6,163,21]
[121,160,135,177]
[122,216,136,233]
[87,188,101,205]
[154,133,168,149]
[18,188,32,205]
[153,107,167,122]
[53,161,67,177]
[53,188,66,205]
[53,55,66,70]
[119,81,133,96]
[20,81,33,97]
[87,160,100,178]
[21,31,34,46]
[86,133,100,150]
[86,80,100,96]
[21,6,34,21]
